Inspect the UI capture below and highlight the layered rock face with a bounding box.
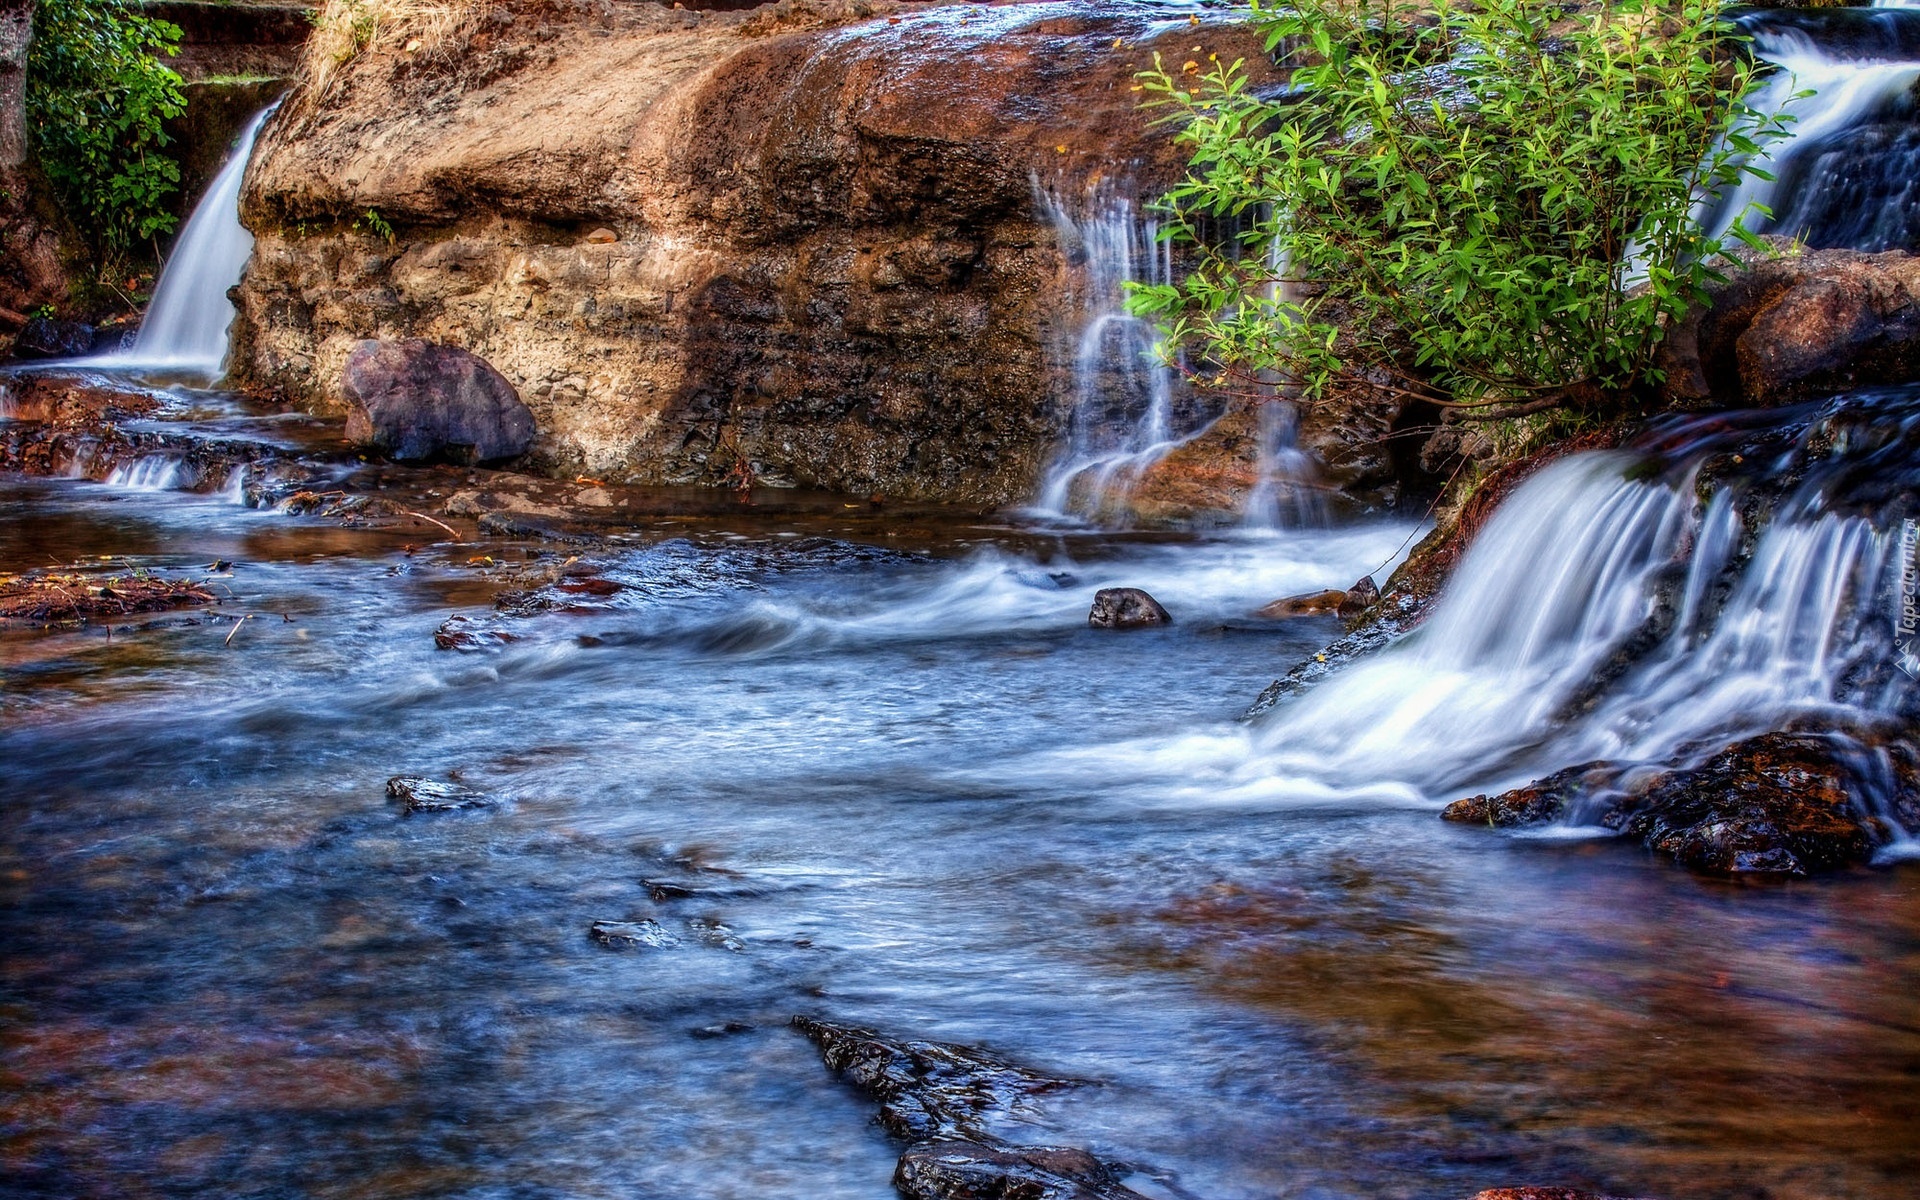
[232,0,1284,506]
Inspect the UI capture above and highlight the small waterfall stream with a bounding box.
[97,103,277,378]
[1031,182,1195,520]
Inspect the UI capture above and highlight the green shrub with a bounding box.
[1129,0,1791,418]
[28,0,187,266]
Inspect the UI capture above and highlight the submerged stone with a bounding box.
[589,919,679,950]
[385,775,493,814]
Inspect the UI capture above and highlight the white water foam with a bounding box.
[104,456,188,491]
[1004,441,1911,814]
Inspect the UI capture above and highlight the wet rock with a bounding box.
[1443,732,1920,875]
[688,918,746,952]
[432,615,520,651]
[341,339,536,465]
[1469,1190,1661,1200]
[1254,589,1346,619]
[795,1017,1151,1200]
[690,1021,754,1039]
[791,1017,1075,1143]
[896,1140,1146,1200]
[1442,761,1620,828]
[11,316,94,359]
[589,918,679,949]
[385,775,493,814]
[1088,588,1170,630]
[1338,574,1380,618]
[1656,243,1920,408]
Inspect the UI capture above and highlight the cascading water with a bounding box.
[102,103,278,377]
[1034,391,1918,857]
[1030,181,1201,521]
[1696,2,1920,252]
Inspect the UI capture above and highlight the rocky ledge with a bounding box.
[231,0,1288,511]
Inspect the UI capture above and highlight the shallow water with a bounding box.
[1,471,1916,1200]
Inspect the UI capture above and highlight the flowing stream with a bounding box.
[3,8,1920,1200]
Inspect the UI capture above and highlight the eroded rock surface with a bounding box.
[232,0,1285,508]
[1658,243,1920,408]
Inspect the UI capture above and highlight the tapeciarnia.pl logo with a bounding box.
[1900,519,1920,679]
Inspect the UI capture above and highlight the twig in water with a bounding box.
[403,509,460,539]
[224,614,252,647]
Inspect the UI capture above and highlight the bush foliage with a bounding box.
[1129,0,1791,417]
[28,0,186,265]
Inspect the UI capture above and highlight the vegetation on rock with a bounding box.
[27,0,185,267]
[1130,0,1793,422]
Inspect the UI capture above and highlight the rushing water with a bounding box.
[1696,3,1920,253]
[4,384,1920,1198]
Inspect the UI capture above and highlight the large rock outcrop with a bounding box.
[1657,243,1920,409]
[231,0,1288,508]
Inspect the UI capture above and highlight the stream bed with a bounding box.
[1,468,1916,1200]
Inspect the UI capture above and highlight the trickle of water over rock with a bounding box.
[1030,179,1200,522]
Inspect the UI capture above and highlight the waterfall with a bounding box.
[109,103,278,378]
[1030,181,1214,522]
[1694,2,1920,253]
[1242,396,1918,804]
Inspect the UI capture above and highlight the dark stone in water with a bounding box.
[793,1017,1077,1142]
[432,616,519,651]
[385,775,493,814]
[342,339,536,465]
[589,919,679,950]
[11,317,94,359]
[690,1022,754,1040]
[1469,1190,1662,1200]
[1088,588,1170,629]
[896,1140,1145,1200]
[793,1018,1151,1200]
[1444,732,1920,876]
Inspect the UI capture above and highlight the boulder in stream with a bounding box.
[1657,244,1920,408]
[1088,588,1170,629]
[1254,589,1347,619]
[342,339,535,465]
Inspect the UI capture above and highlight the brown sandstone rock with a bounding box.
[1657,244,1920,408]
[231,0,1287,507]
[1255,589,1346,619]
[341,339,535,464]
